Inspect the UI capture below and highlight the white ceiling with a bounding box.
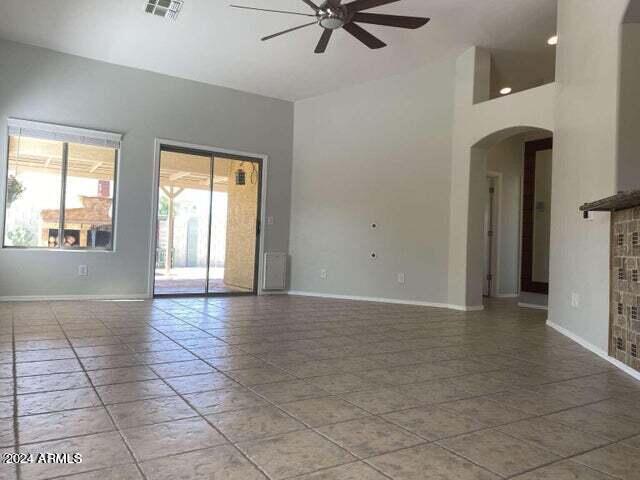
[0,0,557,101]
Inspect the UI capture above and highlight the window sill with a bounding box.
[1,247,115,253]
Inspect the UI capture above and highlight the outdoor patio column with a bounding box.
[162,186,184,275]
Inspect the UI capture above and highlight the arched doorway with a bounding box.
[467,126,554,308]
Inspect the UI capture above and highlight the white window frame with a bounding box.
[2,119,123,252]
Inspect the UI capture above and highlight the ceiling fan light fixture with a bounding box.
[319,16,346,29]
[319,7,347,29]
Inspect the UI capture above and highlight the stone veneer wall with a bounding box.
[611,207,640,372]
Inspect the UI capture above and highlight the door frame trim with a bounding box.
[147,138,268,298]
[521,137,552,295]
[485,171,503,297]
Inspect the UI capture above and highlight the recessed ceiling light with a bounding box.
[547,35,558,45]
[145,0,184,20]
[500,87,512,95]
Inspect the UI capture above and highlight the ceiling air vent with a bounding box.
[145,0,183,20]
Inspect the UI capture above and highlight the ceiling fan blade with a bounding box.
[300,0,320,11]
[343,22,386,49]
[230,5,316,17]
[315,29,333,53]
[261,21,318,41]
[344,0,401,13]
[352,12,430,29]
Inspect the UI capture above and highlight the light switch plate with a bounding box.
[78,265,89,277]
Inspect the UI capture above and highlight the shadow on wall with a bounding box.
[618,0,640,191]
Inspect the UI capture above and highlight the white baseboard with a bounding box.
[518,302,548,310]
[287,291,484,312]
[494,293,519,298]
[547,319,640,382]
[1,291,288,302]
[0,293,149,302]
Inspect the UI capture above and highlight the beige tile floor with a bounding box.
[1,297,640,479]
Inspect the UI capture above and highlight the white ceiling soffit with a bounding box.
[0,0,557,101]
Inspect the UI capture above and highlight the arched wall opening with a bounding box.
[466,126,553,308]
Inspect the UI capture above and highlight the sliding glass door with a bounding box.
[207,157,261,294]
[154,149,212,295]
[153,146,261,296]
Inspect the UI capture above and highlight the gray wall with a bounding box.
[548,0,628,351]
[617,21,640,190]
[0,39,294,298]
[289,58,456,304]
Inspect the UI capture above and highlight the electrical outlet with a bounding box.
[267,216,274,225]
[78,265,88,277]
[571,292,580,308]
[320,269,327,280]
[397,273,405,284]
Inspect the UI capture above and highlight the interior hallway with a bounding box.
[1,296,639,480]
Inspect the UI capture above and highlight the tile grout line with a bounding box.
[159,299,403,477]
[49,304,149,480]
[155,298,405,479]
[5,298,639,480]
[152,298,640,479]
[160,300,402,479]
[436,421,638,479]
[149,301,543,479]
[134,299,277,480]
[11,308,22,480]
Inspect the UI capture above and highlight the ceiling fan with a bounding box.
[230,0,430,53]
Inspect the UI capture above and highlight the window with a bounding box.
[3,119,121,250]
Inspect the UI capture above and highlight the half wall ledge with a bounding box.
[580,190,640,215]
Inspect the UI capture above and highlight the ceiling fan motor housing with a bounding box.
[318,5,348,29]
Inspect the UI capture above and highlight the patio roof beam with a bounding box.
[169,171,191,182]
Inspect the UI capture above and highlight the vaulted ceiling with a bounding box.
[0,0,557,100]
